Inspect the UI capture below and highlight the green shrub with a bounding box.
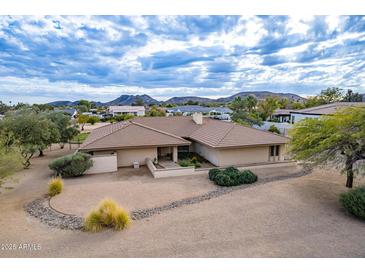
[48,177,63,197]
[223,166,240,180]
[49,152,93,177]
[238,170,258,184]
[209,167,258,187]
[268,124,281,134]
[84,199,131,232]
[214,173,233,186]
[339,187,365,220]
[179,159,193,167]
[208,168,221,181]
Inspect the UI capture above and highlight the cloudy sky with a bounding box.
[1,15,365,103]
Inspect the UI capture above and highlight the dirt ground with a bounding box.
[0,148,364,258]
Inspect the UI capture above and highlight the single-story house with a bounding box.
[108,105,145,117]
[79,113,288,171]
[166,105,232,120]
[273,102,365,124]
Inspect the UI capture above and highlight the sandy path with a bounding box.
[0,149,364,258]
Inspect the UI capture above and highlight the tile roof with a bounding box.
[80,121,190,150]
[290,102,365,115]
[80,116,288,151]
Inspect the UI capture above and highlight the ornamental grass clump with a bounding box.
[84,199,131,232]
[48,177,63,197]
[339,187,365,220]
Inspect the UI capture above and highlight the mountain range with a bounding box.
[47,91,306,107]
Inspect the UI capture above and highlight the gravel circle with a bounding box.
[24,165,312,230]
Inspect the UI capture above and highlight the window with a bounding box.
[270,145,280,157]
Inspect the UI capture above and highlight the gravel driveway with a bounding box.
[0,148,364,257]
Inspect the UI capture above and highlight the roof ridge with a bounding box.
[131,121,189,142]
[80,121,132,149]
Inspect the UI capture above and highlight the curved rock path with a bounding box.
[25,165,312,230]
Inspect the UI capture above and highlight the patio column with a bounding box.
[172,146,178,162]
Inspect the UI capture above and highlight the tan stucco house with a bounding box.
[79,113,289,174]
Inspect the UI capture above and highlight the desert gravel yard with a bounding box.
[0,148,364,258]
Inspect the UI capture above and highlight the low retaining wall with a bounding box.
[146,158,195,178]
[85,154,118,175]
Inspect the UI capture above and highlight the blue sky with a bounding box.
[1,15,365,103]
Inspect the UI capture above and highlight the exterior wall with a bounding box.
[193,142,220,166]
[218,146,270,166]
[85,154,118,174]
[117,147,157,167]
[146,158,195,178]
[193,142,287,167]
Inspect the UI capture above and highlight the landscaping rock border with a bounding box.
[24,165,312,230]
[24,196,83,230]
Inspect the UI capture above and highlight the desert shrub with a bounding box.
[223,166,240,180]
[268,125,281,134]
[48,177,63,197]
[179,159,193,167]
[209,167,257,187]
[84,199,131,232]
[214,173,233,186]
[339,187,365,220]
[238,170,258,184]
[87,116,100,125]
[49,152,93,177]
[208,168,221,181]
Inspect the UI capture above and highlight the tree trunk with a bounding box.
[39,149,44,157]
[345,161,354,188]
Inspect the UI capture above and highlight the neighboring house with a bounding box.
[166,105,232,120]
[108,105,145,117]
[54,108,78,118]
[273,102,365,124]
[79,113,288,171]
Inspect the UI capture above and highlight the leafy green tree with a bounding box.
[343,89,363,102]
[304,96,325,108]
[77,114,89,131]
[147,106,165,117]
[134,97,144,106]
[258,97,279,120]
[244,95,258,112]
[268,124,281,134]
[47,112,79,148]
[0,101,10,114]
[319,87,343,104]
[78,100,91,111]
[289,107,365,188]
[0,110,60,167]
[87,116,100,125]
[291,101,305,109]
[0,139,23,181]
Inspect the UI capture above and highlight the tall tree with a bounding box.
[78,100,91,111]
[230,97,262,126]
[0,110,59,167]
[134,97,144,106]
[289,107,365,188]
[46,112,79,148]
[77,114,89,131]
[257,97,279,120]
[342,89,363,102]
[319,87,343,104]
[244,95,258,112]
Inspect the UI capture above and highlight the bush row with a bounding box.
[209,167,257,186]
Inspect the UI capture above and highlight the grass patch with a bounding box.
[84,199,131,232]
[71,132,90,143]
[48,177,63,197]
